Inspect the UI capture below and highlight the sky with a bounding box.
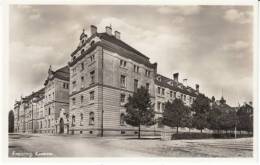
[9,5,253,109]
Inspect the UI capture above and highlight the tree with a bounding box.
[182,107,193,133]
[208,107,222,133]
[237,104,253,133]
[191,94,210,133]
[125,86,155,138]
[162,99,188,134]
[9,110,15,133]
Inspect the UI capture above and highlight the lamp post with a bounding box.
[234,105,239,139]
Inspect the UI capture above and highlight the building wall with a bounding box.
[44,78,69,134]
[69,45,101,135]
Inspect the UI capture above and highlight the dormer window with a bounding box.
[90,55,95,62]
[157,76,161,82]
[81,49,84,55]
[73,56,76,61]
[90,41,95,46]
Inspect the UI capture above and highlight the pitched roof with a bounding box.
[155,74,198,97]
[98,33,149,60]
[53,65,69,81]
[212,102,235,112]
[69,33,156,68]
[44,65,69,85]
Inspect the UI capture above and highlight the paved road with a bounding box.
[8,134,253,157]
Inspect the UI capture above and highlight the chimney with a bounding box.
[90,25,97,35]
[173,73,179,82]
[195,84,200,92]
[105,26,112,35]
[153,62,158,74]
[115,31,120,39]
[183,79,187,87]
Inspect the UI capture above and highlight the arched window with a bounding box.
[80,113,83,126]
[81,49,84,55]
[89,112,94,125]
[72,115,75,126]
[120,113,125,126]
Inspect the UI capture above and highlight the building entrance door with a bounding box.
[60,118,64,134]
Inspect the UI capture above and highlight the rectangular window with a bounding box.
[81,76,85,88]
[72,68,76,74]
[157,87,160,94]
[145,70,150,77]
[170,91,173,97]
[162,88,165,95]
[134,65,139,73]
[72,98,76,105]
[81,62,84,70]
[146,83,149,91]
[120,94,125,103]
[120,60,127,68]
[120,75,126,88]
[162,103,165,112]
[184,95,186,101]
[90,91,95,101]
[157,102,161,111]
[90,71,95,84]
[134,79,138,92]
[174,92,176,98]
[81,95,84,103]
[72,81,76,88]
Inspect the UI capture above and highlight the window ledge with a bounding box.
[88,101,94,105]
[88,61,96,67]
[119,66,128,70]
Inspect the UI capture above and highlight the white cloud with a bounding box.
[223,40,250,51]
[224,9,252,24]
[172,16,185,24]
[157,6,200,15]
[29,13,41,20]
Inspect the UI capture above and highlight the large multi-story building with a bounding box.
[12,24,203,135]
[68,25,157,135]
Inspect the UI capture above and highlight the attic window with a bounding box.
[157,77,161,82]
[81,49,84,55]
[90,41,95,46]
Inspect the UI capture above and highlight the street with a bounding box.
[9,133,253,157]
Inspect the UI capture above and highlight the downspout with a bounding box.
[100,47,104,137]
